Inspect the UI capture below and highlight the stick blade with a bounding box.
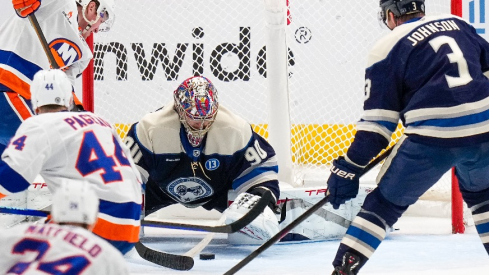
[135,242,194,271]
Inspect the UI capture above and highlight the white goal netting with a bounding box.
[90,0,452,190]
[1,0,465,229]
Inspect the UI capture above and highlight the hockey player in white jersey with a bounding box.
[0,180,130,275]
[0,0,115,172]
[0,69,142,255]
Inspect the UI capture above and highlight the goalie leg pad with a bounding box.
[224,193,279,241]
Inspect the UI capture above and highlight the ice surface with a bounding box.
[126,216,489,274]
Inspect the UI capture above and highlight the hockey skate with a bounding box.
[331,252,360,275]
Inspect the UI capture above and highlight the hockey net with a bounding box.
[83,0,466,231]
[1,1,466,231]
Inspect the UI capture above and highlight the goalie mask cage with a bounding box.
[81,0,466,233]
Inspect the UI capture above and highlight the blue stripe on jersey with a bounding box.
[409,109,489,127]
[231,165,279,190]
[0,160,30,193]
[0,49,41,80]
[345,225,382,250]
[476,222,489,235]
[106,240,135,255]
[99,199,141,220]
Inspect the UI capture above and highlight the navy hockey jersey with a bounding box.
[125,104,279,213]
[347,14,489,166]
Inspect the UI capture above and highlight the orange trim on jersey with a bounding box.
[73,93,82,107]
[0,68,31,99]
[6,92,33,120]
[92,218,140,243]
[0,193,6,199]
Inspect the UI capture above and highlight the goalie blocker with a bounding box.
[227,182,374,245]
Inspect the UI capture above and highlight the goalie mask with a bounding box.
[379,0,425,27]
[77,0,115,33]
[51,179,99,225]
[30,69,74,112]
[174,76,219,147]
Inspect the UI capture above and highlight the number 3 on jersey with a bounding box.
[76,131,130,183]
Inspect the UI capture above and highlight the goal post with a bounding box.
[81,0,467,233]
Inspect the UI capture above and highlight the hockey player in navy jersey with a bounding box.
[327,1,489,274]
[125,76,281,241]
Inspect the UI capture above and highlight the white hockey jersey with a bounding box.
[0,223,129,275]
[0,0,92,98]
[0,111,142,253]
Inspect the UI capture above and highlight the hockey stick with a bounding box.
[0,190,271,233]
[27,14,59,69]
[223,147,394,275]
[183,215,226,257]
[141,190,273,233]
[134,241,194,271]
[0,207,49,216]
[134,215,227,271]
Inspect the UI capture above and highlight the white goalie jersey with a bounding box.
[0,223,129,275]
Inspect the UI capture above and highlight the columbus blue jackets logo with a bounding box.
[166,177,214,205]
[49,38,83,67]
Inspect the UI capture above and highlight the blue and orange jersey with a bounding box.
[0,111,143,254]
[0,0,91,103]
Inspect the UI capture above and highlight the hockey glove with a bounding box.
[13,0,41,18]
[224,192,280,241]
[248,186,279,213]
[327,156,363,209]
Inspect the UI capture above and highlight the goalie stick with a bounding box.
[141,189,272,233]
[223,147,394,275]
[134,242,194,271]
[0,189,272,233]
[134,215,227,271]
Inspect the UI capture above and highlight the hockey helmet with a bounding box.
[51,179,99,225]
[30,69,73,111]
[379,0,425,22]
[174,76,219,147]
[76,0,115,32]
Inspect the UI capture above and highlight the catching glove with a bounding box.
[327,156,363,209]
[13,0,41,18]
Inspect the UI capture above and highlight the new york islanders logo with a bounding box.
[49,38,83,68]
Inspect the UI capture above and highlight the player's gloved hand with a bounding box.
[13,0,41,18]
[224,191,280,241]
[327,156,363,209]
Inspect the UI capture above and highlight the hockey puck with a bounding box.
[200,253,215,260]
